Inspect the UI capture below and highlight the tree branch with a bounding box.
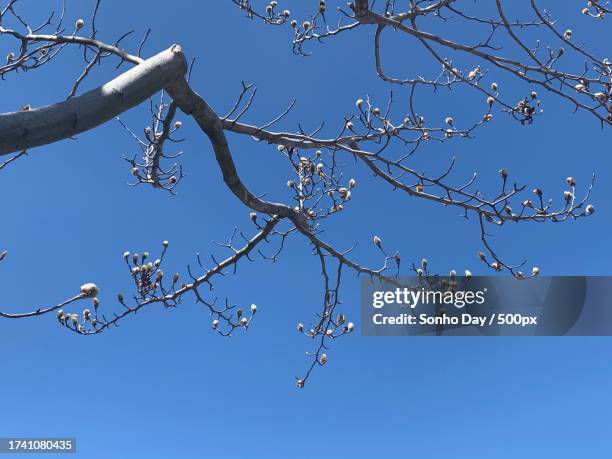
[0,45,187,156]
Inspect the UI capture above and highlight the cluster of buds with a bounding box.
[284,148,357,219]
[296,314,354,340]
[581,2,607,19]
[56,282,101,333]
[211,303,258,336]
[507,93,542,125]
[295,311,354,388]
[122,241,169,299]
[236,0,290,25]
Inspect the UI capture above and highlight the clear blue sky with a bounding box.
[1,1,610,458]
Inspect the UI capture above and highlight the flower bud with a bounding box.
[594,92,607,103]
[319,353,327,365]
[373,235,382,247]
[585,204,595,215]
[80,283,99,298]
[348,178,356,188]
[347,322,355,332]
[212,319,219,330]
[356,98,364,109]
[491,82,498,91]
[174,121,182,129]
[296,379,305,388]
[487,96,495,106]
[532,267,540,276]
[240,317,248,326]
[297,323,304,332]
[250,304,257,314]
[75,19,85,29]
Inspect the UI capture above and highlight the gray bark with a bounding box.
[0,45,187,156]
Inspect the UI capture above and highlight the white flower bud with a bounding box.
[75,19,85,29]
[532,267,540,276]
[585,204,595,215]
[80,283,99,298]
[373,235,382,247]
[594,92,607,103]
[487,96,495,106]
[319,353,327,365]
[240,317,248,326]
[491,82,498,91]
[356,98,364,108]
[174,121,182,129]
[296,379,305,388]
[348,178,356,188]
[250,304,257,314]
[212,320,219,330]
[465,270,472,278]
[347,322,355,332]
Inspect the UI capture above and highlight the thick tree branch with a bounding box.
[0,45,186,156]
